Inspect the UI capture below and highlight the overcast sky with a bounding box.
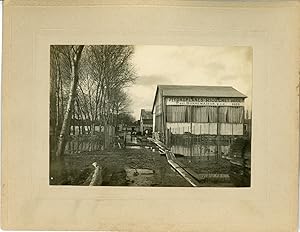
[126,46,252,120]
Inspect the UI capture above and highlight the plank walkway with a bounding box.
[148,138,201,187]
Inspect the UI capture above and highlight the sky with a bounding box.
[126,46,252,120]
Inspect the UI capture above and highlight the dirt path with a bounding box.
[51,146,191,186]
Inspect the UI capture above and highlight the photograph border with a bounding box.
[2,1,299,231]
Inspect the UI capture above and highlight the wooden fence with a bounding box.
[64,125,115,155]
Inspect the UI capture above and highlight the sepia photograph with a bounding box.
[2,0,299,230]
[49,45,252,187]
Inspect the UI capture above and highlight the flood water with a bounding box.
[169,135,234,160]
[170,144,230,160]
[168,136,234,186]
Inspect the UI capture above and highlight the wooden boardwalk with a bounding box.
[148,138,201,187]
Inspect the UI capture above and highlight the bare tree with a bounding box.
[76,45,136,129]
[50,45,136,156]
[56,45,84,157]
[49,46,58,158]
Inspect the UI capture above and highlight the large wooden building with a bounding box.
[152,85,247,145]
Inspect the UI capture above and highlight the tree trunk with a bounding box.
[50,54,57,160]
[55,55,61,135]
[56,45,84,157]
[59,72,64,131]
[72,109,76,135]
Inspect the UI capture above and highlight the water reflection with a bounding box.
[169,135,233,160]
[170,144,230,160]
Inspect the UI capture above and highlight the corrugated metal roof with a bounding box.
[140,109,153,120]
[158,85,247,98]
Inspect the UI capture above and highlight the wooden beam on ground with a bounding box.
[148,137,201,187]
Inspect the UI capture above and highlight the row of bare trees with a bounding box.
[50,45,136,157]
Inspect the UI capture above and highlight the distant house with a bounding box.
[133,120,141,133]
[140,109,153,135]
[151,85,247,143]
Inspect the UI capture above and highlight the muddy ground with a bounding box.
[50,147,191,187]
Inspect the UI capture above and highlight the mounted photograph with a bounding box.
[49,45,252,187]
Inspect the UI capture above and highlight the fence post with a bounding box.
[104,124,110,149]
